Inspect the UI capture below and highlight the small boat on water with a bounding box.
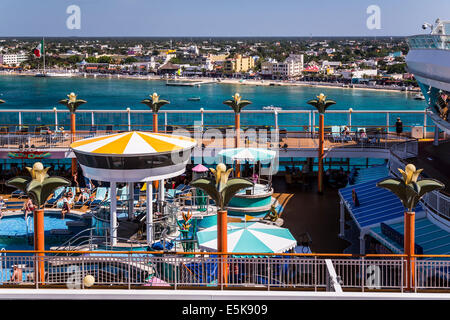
[188,97,201,101]
[413,93,425,100]
[35,72,74,78]
[262,105,282,111]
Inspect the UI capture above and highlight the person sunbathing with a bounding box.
[10,265,23,283]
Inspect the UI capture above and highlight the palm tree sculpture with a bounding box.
[58,92,87,176]
[141,92,170,133]
[307,93,336,194]
[223,93,252,148]
[223,93,252,177]
[191,163,254,284]
[377,164,444,290]
[7,162,70,284]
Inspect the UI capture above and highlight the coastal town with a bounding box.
[0,37,417,90]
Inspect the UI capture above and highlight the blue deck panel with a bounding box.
[339,177,421,228]
[353,165,389,185]
[370,218,450,257]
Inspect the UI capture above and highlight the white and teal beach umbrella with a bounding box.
[218,148,276,164]
[197,222,297,254]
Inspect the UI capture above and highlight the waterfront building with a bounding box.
[0,53,28,66]
[224,54,255,74]
[261,54,304,80]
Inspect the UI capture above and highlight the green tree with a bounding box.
[97,56,112,64]
[85,56,98,63]
[124,57,138,64]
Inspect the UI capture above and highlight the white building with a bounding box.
[322,60,342,70]
[338,69,378,79]
[0,53,28,66]
[261,54,304,79]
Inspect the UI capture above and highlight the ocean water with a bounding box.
[0,75,428,130]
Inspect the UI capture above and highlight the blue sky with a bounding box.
[0,0,449,37]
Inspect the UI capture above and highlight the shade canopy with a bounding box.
[71,131,196,156]
[71,131,196,183]
[218,148,276,164]
[192,164,209,172]
[197,222,297,254]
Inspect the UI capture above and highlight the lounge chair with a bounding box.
[89,187,108,208]
[11,189,25,199]
[116,186,128,206]
[44,186,65,207]
[87,126,97,138]
[73,189,91,209]
[56,187,76,208]
[331,126,343,143]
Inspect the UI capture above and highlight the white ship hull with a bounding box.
[406,49,450,92]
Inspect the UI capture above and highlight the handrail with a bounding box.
[388,137,450,220]
[4,249,450,259]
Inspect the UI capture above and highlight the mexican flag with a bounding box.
[33,39,44,58]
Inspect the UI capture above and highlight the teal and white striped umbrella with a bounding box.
[196,222,297,254]
[218,148,276,164]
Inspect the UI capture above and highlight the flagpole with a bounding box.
[43,37,45,75]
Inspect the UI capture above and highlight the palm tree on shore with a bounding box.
[6,162,70,284]
[307,93,336,194]
[190,163,253,284]
[377,164,444,291]
[58,92,87,176]
[141,92,170,133]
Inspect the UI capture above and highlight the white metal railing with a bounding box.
[389,139,450,220]
[415,259,450,291]
[407,34,450,50]
[0,108,431,135]
[0,253,447,291]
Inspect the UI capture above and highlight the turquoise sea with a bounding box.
[0,75,428,130]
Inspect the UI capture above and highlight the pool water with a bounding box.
[0,214,77,236]
[0,213,81,252]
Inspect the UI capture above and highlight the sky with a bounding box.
[0,0,448,37]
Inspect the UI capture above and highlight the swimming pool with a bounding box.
[0,213,81,251]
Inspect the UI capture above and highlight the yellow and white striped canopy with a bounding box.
[70,131,196,156]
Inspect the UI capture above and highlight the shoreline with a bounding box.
[0,71,420,94]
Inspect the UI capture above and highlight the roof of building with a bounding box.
[370,217,450,256]
[159,62,179,70]
[339,177,422,230]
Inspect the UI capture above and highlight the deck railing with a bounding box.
[0,108,434,137]
[389,139,450,220]
[0,251,449,292]
[407,34,450,50]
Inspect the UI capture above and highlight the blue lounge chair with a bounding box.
[89,187,108,208]
[74,189,91,209]
[11,189,25,199]
[117,186,128,206]
[56,187,76,209]
[331,126,343,143]
[45,186,65,207]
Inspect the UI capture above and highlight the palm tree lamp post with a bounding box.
[223,93,252,177]
[141,92,170,133]
[7,162,70,284]
[58,93,87,176]
[191,163,253,285]
[307,94,336,194]
[377,164,444,291]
